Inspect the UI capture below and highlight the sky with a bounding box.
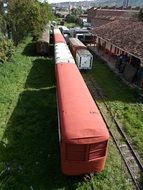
[44,0,84,4]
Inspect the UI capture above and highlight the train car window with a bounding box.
[65,144,86,161]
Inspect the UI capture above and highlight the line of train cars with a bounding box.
[59,26,93,70]
[54,28,109,176]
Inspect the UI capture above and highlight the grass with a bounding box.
[84,58,143,159]
[0,39,135,189]
[64,22,79,28]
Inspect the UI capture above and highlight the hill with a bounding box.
[95,0,143,7]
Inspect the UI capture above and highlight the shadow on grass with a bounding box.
[22,42,54,58]
[25,59,55,89]
[22,42,37,57]
[0,58,80,190]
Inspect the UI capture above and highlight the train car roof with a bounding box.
[69,38,86,48]
[54,29,66,44]
[56,64,109,144]
[76,49,93,56]
[54,28,61,34]
[55,43,75,64]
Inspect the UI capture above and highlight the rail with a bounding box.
[84,75,143,190]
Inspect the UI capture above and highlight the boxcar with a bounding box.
[69,37,87,59]
[76,49,93,70]
[76,33,96,45]
[36,29,50,55]
[69,37,93,70]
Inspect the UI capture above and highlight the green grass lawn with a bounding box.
[84,58,143,160]
[0,39,135,189]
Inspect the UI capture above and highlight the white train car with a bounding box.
[76,49,93,70]
[69,38,93,70]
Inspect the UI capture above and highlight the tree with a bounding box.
[0,14,6,34]
[6,0,53,43]
[70,7,83,16]
[65,14,77,23]
[138,8,143,21]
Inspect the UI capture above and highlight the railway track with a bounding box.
[84,75,143,190]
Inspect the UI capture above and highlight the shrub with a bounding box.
[0,33,14,63]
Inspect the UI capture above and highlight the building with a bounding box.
[91,19,143,88]
[87,7,139,27]
[91,19,143,60]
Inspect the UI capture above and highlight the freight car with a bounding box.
[36,28,50,55]
[54,28,109,176]
[76,49,93,70]
[69,37,93,70]
[71,28,89,38]
[76,33,96,45]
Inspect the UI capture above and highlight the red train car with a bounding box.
[54,28,109,176]
[56,64,109,175]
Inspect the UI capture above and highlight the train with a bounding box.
[69,28,95,44]
[76,33,96,45]
[36,26,50,56]
[54,28,109,176]
[69,37,93,70]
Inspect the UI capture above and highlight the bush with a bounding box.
[0,33,14,63]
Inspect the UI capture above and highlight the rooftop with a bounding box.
[91,20,143,60]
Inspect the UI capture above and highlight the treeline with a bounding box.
[0,0,53,63]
